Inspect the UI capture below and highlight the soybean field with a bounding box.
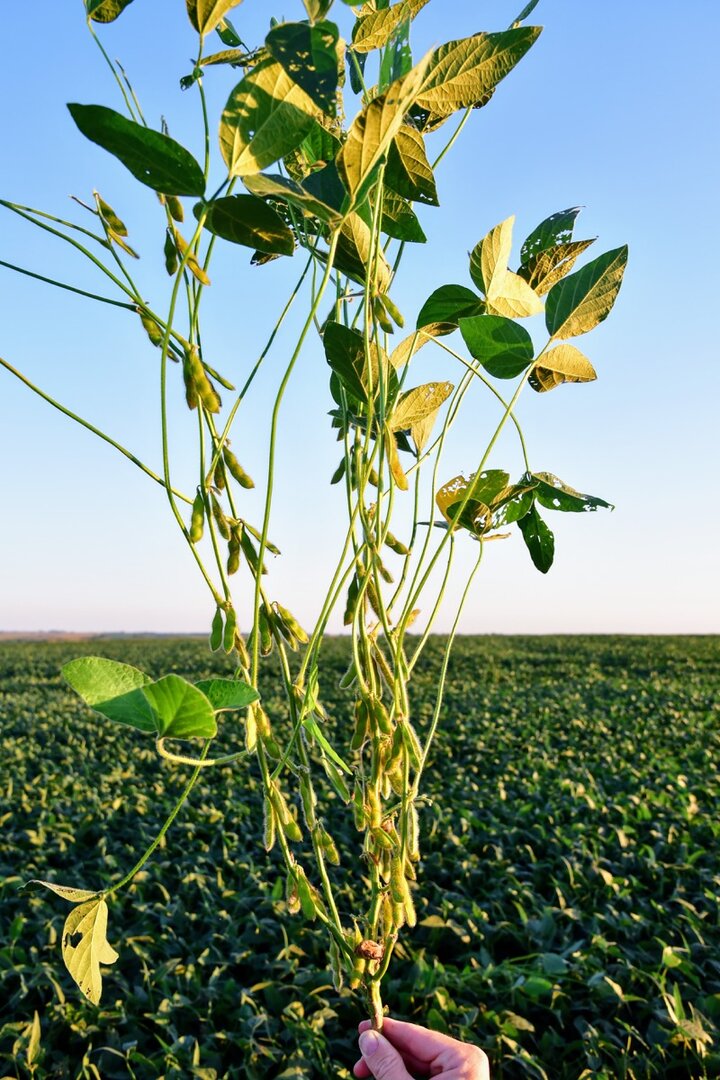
[1,636,719,1079]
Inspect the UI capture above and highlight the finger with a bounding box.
[356,1020,431,1074]
[353,1057,372,1079]
[365,1017,469,1064]
[358,1029,414,1080]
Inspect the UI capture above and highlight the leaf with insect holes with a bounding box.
[517,504,554,573]
[546,246,628,339]
[529,344,597,392]
[390,382,453,431]
[527,471,613,513]
[67,105,205,196]
[220,60,320,177]
[61,897,118,1005]
[266,20,343,114]
[517,238,595,296]
[352,0,430,53]
[141,675,217,739]
[520,207,583,264]
[437,470,511,534]
[62,656,156,732]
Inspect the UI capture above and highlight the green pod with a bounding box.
[366,577,383,619]
[390,855,406,904]
[240,529,267,575]
[275,602,309,645]
[233,631,250,668]
[329,937,344,993]
[378,292,405,329]
[367,467,380,488]
[209,607,223,652]
[210,493,231,540]
[373,295,394,335]
[182,352,198,410]
[384,530,410,557]
[166,194,184,223]
[173,227,211,286]
[286,872,301,915]
[319,824,340,865]
[222,607,237,653]
[95,193,128,236]
[189,491,205,543]
[367,786,382,829]
[295,868,317,921]
[227,528,241,575]
[262,796,276,851]
[283,816,303,843]
[402,878,417,928]
[400,721,422,769]
[352,780,366,831]
[339,658,358,690]
[164,229,178,275]
[242,519,281,555]
[223,447,255,489]
[245,707,258,753]
[351,700,368,751]
[392,900,406,930]
[371,698,393,736]
[299,773,317,828]
[371,827,395,852]
[139,310,164,348]
[380,893,396,937]
[258,606,274,656]
[343,574,361,626]
[330,457,346,485]
[349,954,367,990]
[378,561,394,584]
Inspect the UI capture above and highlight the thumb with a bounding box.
[358,1029,413,1080]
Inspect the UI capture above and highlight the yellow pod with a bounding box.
[245,707,258,753]
[367,787,382,829]
[295,868,317,921]
[390,855,405,904]
[223,446,255,489]
[262,796,276,852]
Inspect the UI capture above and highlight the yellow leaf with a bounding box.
[529,344,597,392]
[488,271,544,318]
[28,880,97,903]
[61,898,119,1005]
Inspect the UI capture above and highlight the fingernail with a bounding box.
[359,1030,381,1057]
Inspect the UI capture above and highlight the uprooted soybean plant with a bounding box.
[1,0,626,1027]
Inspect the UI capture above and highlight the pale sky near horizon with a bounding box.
[1,0,718,635]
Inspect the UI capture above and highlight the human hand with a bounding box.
[353,1016,490,1079]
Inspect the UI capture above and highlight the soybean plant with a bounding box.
[1,0,626,1027]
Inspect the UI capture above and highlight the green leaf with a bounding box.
[323,322,368,402]
[61,898,118,1005]
[220,60,319,177]
[27,881,97,903]
[142,674,218,739]
[529,343,597,392]
[390,381,453,430]
[200,48,249,68]
[529,471,613,512]
[385,125,439,206]
[352,0,429,53]
[303,0,333,21]
[243,171,343,227]
[335,212,392,291]
[517,505,554,573]
[545,246,628,339]
[86,0,135,23]
[437,469,510,533]
[266,21,342,114]
[517,238,595,296]
[510,0,541,27]
[67,105,206,197]
[459,314,534,379]
[62,656,156,732]
[520,207,582,264]
[470,215,543,317]
[216,16,243,46]
[186,0,244,37]
[415,27,541,120]
[417,284,483,329]
[379,15,412,93]
[381,191,426,243]
[337,56,432,203]
[194,678,260,711]
[197,194,294,255]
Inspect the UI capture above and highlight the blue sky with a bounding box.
[1,0,718,634]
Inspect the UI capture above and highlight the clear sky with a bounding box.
[1,0,718,635]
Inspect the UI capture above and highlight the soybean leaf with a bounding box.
[216,16,243,46]
[386,424,409,490]
[417,284,483,329]
[385,125,439,206]
[62,656,156,733]
[67,105,206,197]
[335,212,392,291]
[300,121,343,167]
[197,194,294,254]
[142,675,218,739]
[529,343,597,392]
[517,505,554,573]
[243,171,343,227]
[303,0,333,21]
[86,0,135,23]
[510,0,541,27]
[337,56,432,203]
[195,678,260,711]
[352,0,429,53]
[381,191,426,243]
[517,238,595,295]
[220,60,319,177]
[546,246,628,339]
[379,15,412,92]
[459,314,534,379]
[266,21,342,114]
[437,470,510,532]
[323,322,367,402]
[492,482,536,525]
[389,324,447,368]
[414,27,541,120]
[200,48,249,68]
[62,898,118,1005]
[470,216,542,317]
[529,471,613,512]
[520,207,582,264]
[27,881,97,903]
[186,0,244,37]
[390,381,453,430]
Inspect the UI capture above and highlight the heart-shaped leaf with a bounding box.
[459,314,534,379]
[62,657,155,732]
[141,675,217,739]
[194,678,260,712]
[198,195,294,255]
